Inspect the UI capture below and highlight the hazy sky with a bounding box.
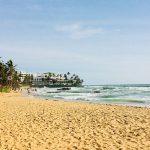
[0,0,150,84]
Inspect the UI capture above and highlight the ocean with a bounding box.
[29,84,150,107]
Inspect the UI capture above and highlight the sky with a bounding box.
[0,0,150,85]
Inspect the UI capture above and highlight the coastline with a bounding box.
[0,92,150,149]
[24,85,150,108]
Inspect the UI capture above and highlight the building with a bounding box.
[19,72,83,87]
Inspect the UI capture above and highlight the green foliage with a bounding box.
[0,57,20,91]
[0,57,84,89]
[22,75,31,85]
[0,86,11,93]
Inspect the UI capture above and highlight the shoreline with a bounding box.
[30,94,150,108]
[22,85,150,108]
[0,92,150,149]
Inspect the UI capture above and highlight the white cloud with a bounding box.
[57,23,105,39]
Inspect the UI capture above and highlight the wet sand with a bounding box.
[0,92,150,150]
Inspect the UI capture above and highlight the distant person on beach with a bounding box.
[27,88,30,95]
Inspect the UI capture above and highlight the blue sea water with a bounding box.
[30,84,150,107]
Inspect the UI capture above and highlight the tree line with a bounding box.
[0,58,20,92]
[0,57,84,92]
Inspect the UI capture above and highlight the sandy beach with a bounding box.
[0,92,150,150]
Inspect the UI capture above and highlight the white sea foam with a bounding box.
[30,85,150,107]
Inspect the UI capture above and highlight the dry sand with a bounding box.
[0,92,150,150]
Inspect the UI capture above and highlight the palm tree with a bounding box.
[67,72,70,75]
[6,60,17,89]
[64,74,68,80]
[0,58,8,86]
[0,57,19,89]
[0,58,21,91]
[12,71,20,90]
[48,72,52,78]
[72,75,83,86]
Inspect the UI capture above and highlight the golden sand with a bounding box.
[0,92,150,150]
